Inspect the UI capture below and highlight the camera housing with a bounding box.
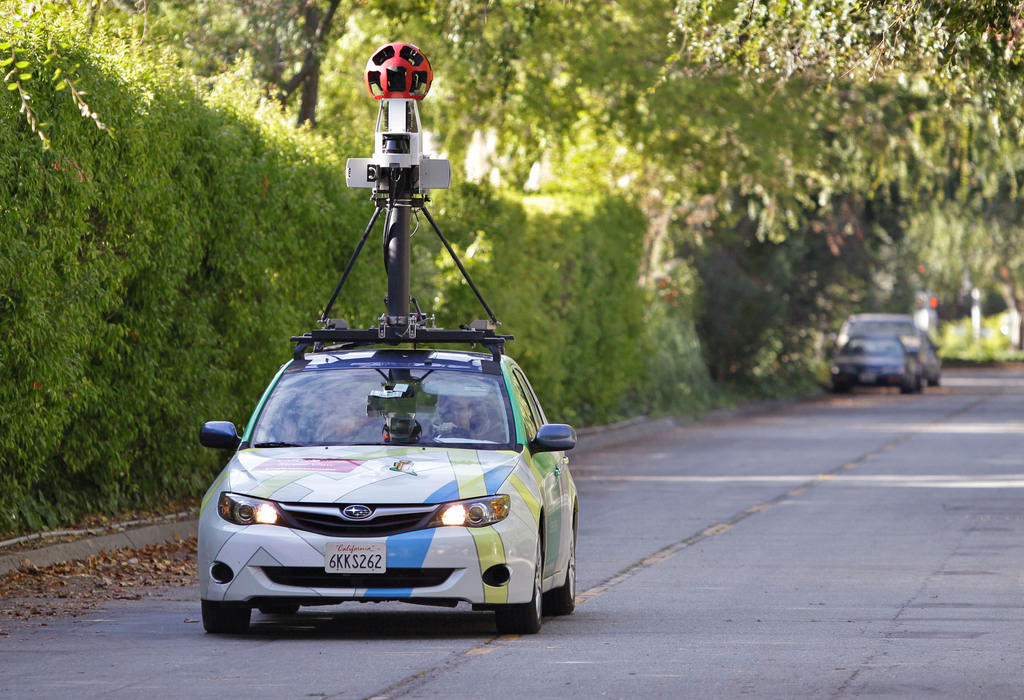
[345,97,450,192]
[346,43,449,195]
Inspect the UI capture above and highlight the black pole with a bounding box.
[319,205,384,324]
[420,205,499,324]
[385,203,411,320]
[384,169,412,321]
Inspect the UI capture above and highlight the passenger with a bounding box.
[323,401,381,444]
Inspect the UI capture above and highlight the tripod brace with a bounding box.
[292,188,511,362]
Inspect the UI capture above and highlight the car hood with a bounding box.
[222,445,523,504]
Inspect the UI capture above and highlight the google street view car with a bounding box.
[198,348,577,635]
[197,43,577,635]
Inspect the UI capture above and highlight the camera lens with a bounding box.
[383,134,410,154]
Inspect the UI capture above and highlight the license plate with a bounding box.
[325,541,387,574]
[859,371,876,383]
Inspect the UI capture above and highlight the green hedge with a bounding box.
[0,29,681,534]
[420,188,651,426]
[0,41,376,531]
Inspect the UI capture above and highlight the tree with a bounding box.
[154,0,344,126]
[273,0,341,127]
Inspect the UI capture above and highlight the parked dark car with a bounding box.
[836,313,940,387]
[831,335,922,394]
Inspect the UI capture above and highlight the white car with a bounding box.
[197,348,578,634]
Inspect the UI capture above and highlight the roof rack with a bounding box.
[291,319,513,363]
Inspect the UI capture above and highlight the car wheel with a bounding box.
[201,600,251,634]
[494,536,543,635]
[543,522,576,617]
[258,603,300,616]
[928,375,941,387]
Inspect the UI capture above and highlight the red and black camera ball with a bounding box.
[364,42,433,99]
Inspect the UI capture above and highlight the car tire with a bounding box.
[494,536,543,635]
[201,600,251,634]
[543,523,576,617]
[258,603,300,616]
[928,375,941,387]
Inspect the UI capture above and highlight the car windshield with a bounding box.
[842,337,904,358]
[850,320,916,337]
[250,368,514,448]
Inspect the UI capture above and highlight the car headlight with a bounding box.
[431,494,510,528]
[218,492,281,526]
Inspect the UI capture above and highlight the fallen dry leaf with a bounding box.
[0,536,197,622]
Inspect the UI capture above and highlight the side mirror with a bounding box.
[530,423,576,453]
[200,421,241,450]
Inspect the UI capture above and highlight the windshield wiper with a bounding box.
[252,441,305,448]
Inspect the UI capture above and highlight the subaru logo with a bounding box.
[342,504,373,520]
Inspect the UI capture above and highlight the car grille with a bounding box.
[262,567,455,589]
[278,503,437,537]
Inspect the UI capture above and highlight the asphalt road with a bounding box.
[3,367,1024,699]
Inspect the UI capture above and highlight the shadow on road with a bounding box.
[240,607,500,639]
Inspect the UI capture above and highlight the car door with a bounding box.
[508,366,566,583]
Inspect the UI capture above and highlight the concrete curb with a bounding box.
[0,390,820,576]
[573,390,823,455]
[574,416,680,454]
[0,518,198,577]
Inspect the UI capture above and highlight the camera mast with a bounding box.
[291,43,511,361]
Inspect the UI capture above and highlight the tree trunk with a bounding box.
[1014,308,1023,351]
[996,265,1023,350]
[296,55,320,127]
[275,1,341,128]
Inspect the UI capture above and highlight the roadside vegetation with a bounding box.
[2,1,1022,534]
[938,315,1024,364]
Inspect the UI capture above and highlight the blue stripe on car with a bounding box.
[426,479,461,503]
[483,462,516,495]
[364,530,437,599]
[386,528,435,567]
[364,587,412,598]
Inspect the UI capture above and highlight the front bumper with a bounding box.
[832,369,907,387]
[198,503,537,607]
